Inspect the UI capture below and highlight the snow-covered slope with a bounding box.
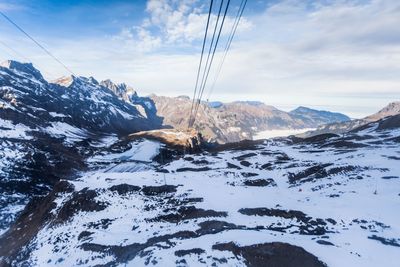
[0,60,162,236]
[2,116,399,266]
[0,60,161,135]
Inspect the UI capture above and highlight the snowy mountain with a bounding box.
[1,108,399,266]
[0,60,161,135]
[100,79,162,125]
[0,59,349,145]
[0,60,162,239]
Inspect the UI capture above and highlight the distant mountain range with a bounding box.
[300,101,400,137]
[1,60,352,144]
[145,95,351,143]
[289,106,350,126]
[0,60,357,233]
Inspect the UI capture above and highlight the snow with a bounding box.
[89,134,119,148]
[88,140,160,164]
[227,126,241,133]
[254,128,316,139]
[143,101,153,110]
[0,139,30,235]
[15,129,400,266]
[44,122,88,144]
[0,118,33,140]
[49,112,70,118]
[133,104,147,118]
[0,193,27,236]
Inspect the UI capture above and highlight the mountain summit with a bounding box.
[290,106,350,125]
[1,60,44,81]
[365,101,400,122]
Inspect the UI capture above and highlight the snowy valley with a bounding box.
[1,115,400,266]
[0,61,399,266]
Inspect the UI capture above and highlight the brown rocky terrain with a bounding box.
[149,95,349,143]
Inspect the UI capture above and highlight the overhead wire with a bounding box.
[193,0,225,116]
[192,0,231,126]
[0,11,77,77]
[206,0,247,101]
[0,38,57,79]
[188,0,214,128]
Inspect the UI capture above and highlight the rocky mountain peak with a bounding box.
[52,75,102,89]
[88,76,99,85]
[365,101,400,121]
[100,79,118,91]
[100,79,137,101]
[52,75,76,87]
[0,60,44,81]
[378,101,400,114]
[123,84,137,98]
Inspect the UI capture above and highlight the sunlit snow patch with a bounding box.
[44,122,89,144]
[0,118,33,140]
[254,128,316,139]
[89,140,160,163]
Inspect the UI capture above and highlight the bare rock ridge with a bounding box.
[146,95,351,143]
[128,128,204,152]
[100,79,138,102]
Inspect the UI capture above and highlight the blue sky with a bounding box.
[1,1,146,37]
[1,0,400,118]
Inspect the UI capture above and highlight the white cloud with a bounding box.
[114,27,162,52]
[114,0,252,51]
